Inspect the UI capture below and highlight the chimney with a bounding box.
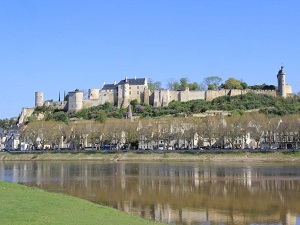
[114,81,116,85]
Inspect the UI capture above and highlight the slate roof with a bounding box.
[102,84,117,90]
[118,78,146,85]
[102,78,146,90]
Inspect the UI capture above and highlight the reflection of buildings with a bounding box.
[0,162,299,225]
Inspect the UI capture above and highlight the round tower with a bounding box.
[88,89,100,100]
[68,90,84,112]
[277,66,286,98]
[35,92,44,107]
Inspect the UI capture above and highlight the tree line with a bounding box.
[20,113,300,150]
[148,76,277,91]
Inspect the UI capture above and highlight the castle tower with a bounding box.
[88,89,100,100]
[277,66,287,98]
[35,92,44,107]
[68,89,84,112]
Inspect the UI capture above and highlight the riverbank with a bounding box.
[0,180,161,225]
[1,151,300,162]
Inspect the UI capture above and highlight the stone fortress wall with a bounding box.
[33,67,292,113]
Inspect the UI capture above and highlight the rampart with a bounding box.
[33,67,291,112]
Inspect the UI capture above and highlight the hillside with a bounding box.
[25,93,300,123]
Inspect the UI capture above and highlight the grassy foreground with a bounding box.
[1,151,300,162]
[0,181,162,225]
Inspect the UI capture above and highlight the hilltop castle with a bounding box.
[34,67,292,113]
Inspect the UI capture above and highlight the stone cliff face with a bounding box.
[18,108,35,124]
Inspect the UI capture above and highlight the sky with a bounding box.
[0,0,300,119]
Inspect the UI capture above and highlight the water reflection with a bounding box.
[0,161,300,225]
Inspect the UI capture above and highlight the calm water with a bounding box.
[1,161,300,225]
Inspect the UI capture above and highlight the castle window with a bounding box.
[137,91,139,94]
[129,91,131,95]
[129,87,131,89]
[137,86,139,89]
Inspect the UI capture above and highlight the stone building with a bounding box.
[33,67,293,113]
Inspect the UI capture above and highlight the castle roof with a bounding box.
[277,66,286,76]
[102,78,146,90]
[118,78,146,85]
[102,84,117,90]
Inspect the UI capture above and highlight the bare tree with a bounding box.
[262,116,281,149]
[196,116,219,148]
[166,78,176,90]
[123,120,139,150]
[248,113,267,149]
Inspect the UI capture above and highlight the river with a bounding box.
[1,161,300,225]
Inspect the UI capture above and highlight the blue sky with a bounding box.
[1,0,300,119]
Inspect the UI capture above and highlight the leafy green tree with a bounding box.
[130,99,139,109]
[208,84,215,90]
[203,76,222,90]
[76,108,89,120]
[241,82,248,89]
[0,118,17,130]
[96,111,107,123]
[173,81,180,90]
[103,102,112,111]
[221,78,243,89]
[180,77,189,90]
[188,82,200,90]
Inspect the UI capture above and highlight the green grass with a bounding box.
[0,181,162,225]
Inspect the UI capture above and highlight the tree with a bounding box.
[241,81,248,90]
[96,111,107,123]
[262,116,281,149]
[203,76,222,90]
[166,78,176,90]
[221,78,243,89]
[180,77,189,90]
[196,116,220,148]
[138,119,154,150]
[188,82,200,91]
[20,121,40,149]
[123,121,139,149]
[148,79,161,91]
[173,81,180,90]
[223,115,249,149]
[208,84,215,90]
[249,113,267,148]
[199,82,206,91]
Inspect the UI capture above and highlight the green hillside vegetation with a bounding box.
[0,180,161,225]
[27,93,300,123]
[0,118,18,129]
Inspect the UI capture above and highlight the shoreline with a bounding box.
[1,152,300,162]
[0,180,161,225]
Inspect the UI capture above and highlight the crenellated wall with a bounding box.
[45,101,67,110]
[34,70,292,113]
